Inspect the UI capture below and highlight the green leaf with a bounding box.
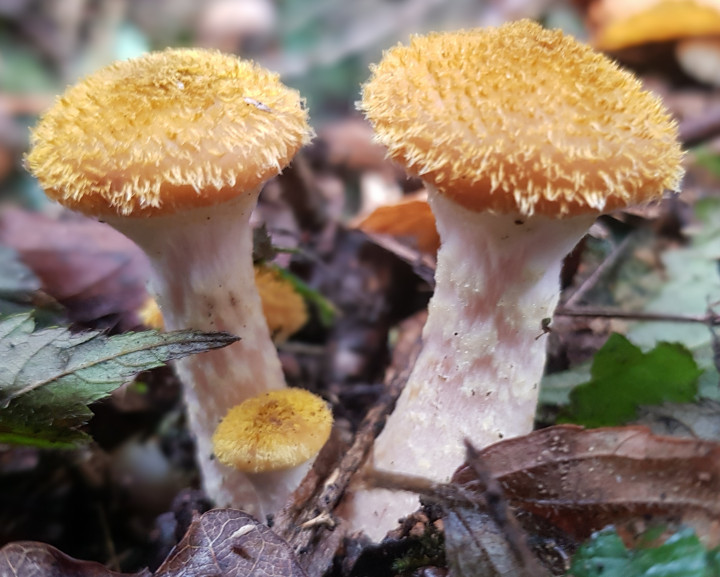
[274,266,337,327]
[569,527,720,577]
[694,148,720,180]
[0,312,238,448]
[559,334,701,427]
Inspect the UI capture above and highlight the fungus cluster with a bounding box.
[342,20,684,539]
[27,48,327,516]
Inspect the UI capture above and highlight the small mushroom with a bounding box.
[26,48,314,514]
[342,20,684,539]
[212,388,333,513]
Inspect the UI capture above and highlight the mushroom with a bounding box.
[138,263,308,344]
[585,0,720,85]
[342,20,684,539]
[212,388,333,513]
[26,48,314,514]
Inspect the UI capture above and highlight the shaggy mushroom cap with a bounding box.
[361,19,684,217]
[213,389,333,473]
[27,48,312,217]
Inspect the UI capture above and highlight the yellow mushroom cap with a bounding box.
[212,389,332,473]
[254,264,308,344]
[138,295,164,330]
[360,20,684,218]
[27,48,313,217]
[589,0,720,51]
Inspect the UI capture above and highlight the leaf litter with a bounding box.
[2,33,720,577]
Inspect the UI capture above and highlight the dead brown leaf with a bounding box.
[154,509,307,577]
[452,425,720,546]
[0,208,151,329]
[0,541,149,577]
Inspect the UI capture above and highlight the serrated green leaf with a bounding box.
[559,334,701,428]
[0,313,238,448]
[569,527,720,577]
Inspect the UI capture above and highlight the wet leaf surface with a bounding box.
[452,426,720,547]
[0,540,150,577]
[154,509,307,577]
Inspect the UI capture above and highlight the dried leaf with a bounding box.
[445,510,536,577]
[0,245,45,316]
[634,399,720,441]
[0,245,41,296]
[0,312,238,447]
[0,208,151,328]
[452,425,720,546]
[0,541,149,577]
[154,509,307,577]
[355,195,440,255]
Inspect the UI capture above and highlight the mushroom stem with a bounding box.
[248,464,313,514]
[344,188,595,538]
[107,190,285,511]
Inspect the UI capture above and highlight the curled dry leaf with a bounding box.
[0,208,151,328]
[154,509,307,577]
[0,540,149,577]
[452,425,720,546]
[354,193,440,255]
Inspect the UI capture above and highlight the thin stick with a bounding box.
[563,233,632,308]
[555,306,720,326]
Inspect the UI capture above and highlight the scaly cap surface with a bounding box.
[212,389,332,473]
[360,20,684,217]
[27,48,313,217]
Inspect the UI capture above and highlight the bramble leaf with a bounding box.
[0,312,238,447]
[560,334,701,427]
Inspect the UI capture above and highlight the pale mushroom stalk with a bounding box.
[106,191,285,510]
[344,192,594,531]
[394,190,595,458]
[26,48,314,516]
[342,20,684,539]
